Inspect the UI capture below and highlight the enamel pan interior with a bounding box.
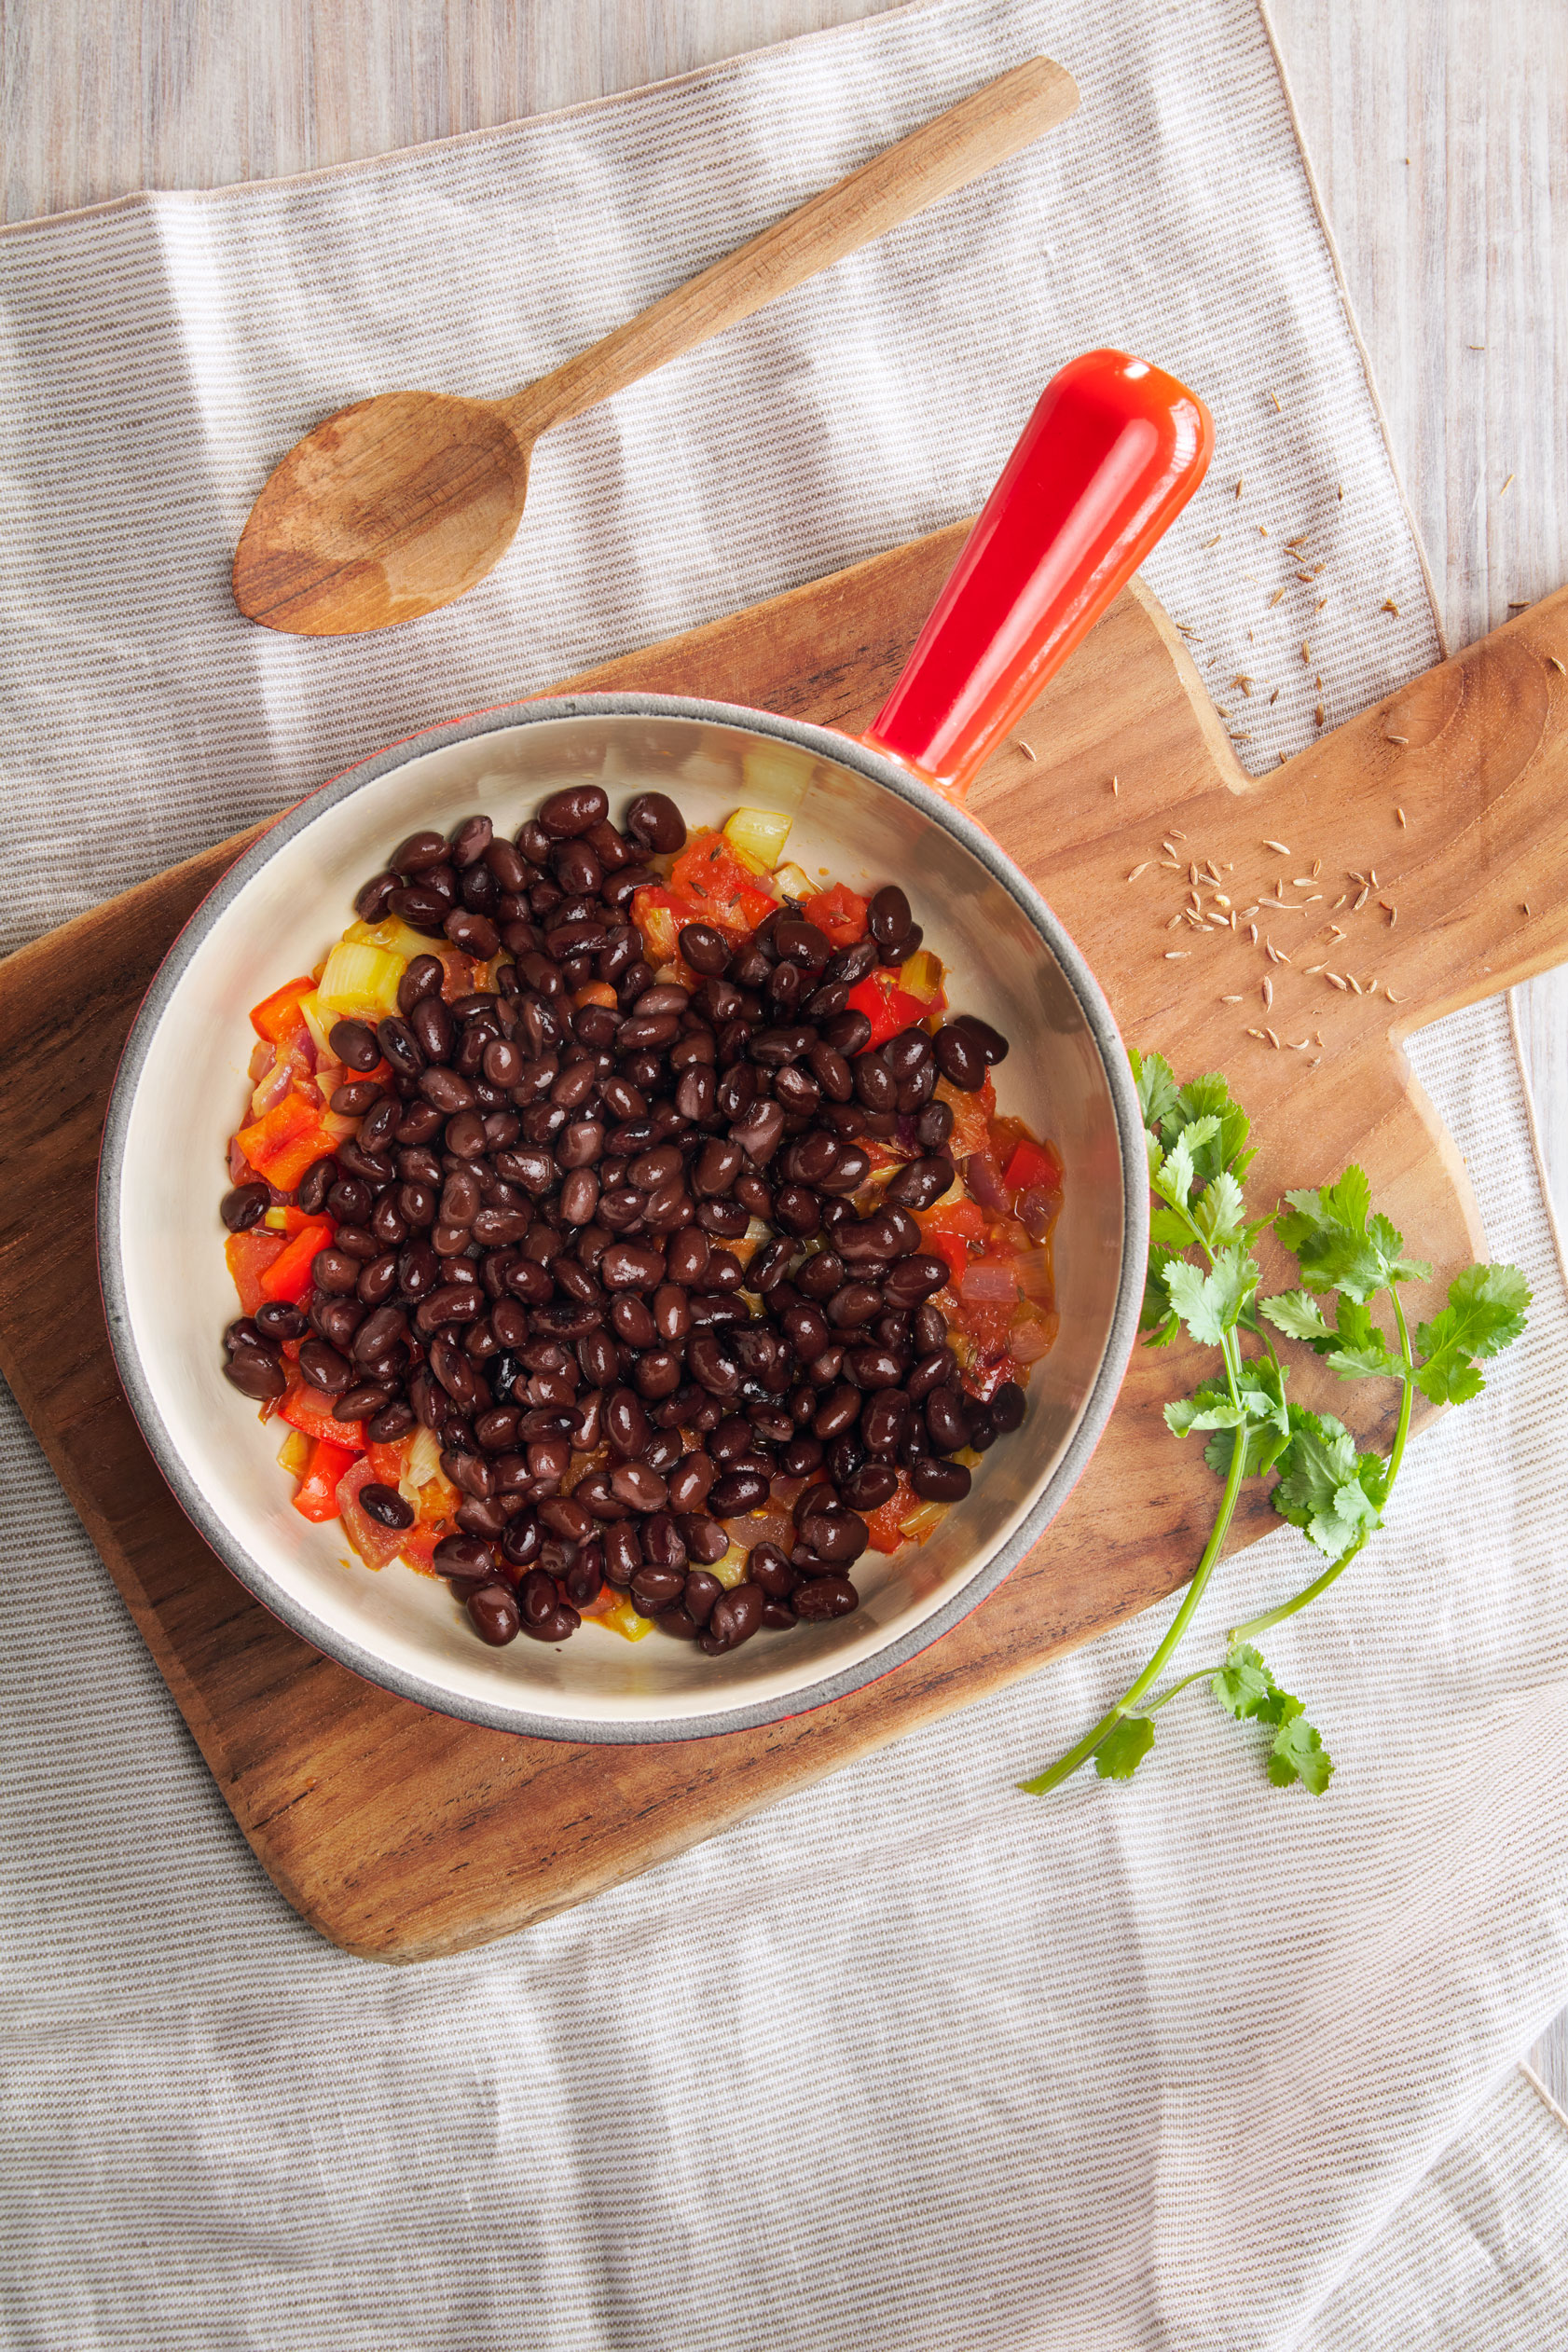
[100,696,1148,1741]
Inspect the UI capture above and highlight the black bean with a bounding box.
[932,1023,988,1090]
[223,1349,286,1401]
[298,1338,351,1393]
[220,1183,269,1232]
[360,1482,414,1529]
[624,791,686,853]
[991,1382,1026,1434]
[699,1583,765,1654]
[925,1386,972,1452]
[868,885,912,948]
[912,1456,972,1501]
[791,1575,859,1621]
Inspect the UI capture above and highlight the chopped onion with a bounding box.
[1017,1186,1061,1245]
[248,1054,295,1118]
[963,1149,1010,1213]
[960,1257,1019,1306]
[1009,1318,1054,1365]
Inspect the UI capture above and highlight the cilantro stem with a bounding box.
[1018,1423,1251,1794]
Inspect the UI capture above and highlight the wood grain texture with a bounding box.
[229,56,1077,635]
[3,529,1566,1959]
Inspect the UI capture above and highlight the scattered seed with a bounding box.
[1327,925,1345,941]
[1016,740,1036,761]
[1248,923,1259,943]
[1264,840,1291,855]
[1160,858,1183,870]
[1165,914,1186,930]
[1354,885,1370,911]
[1221,994,1245,1003]
[1233,675,1254,695]
[1234,478,1245,498]
[1203,533,1221,548]
[1207,912,1231,928]
[1245,1026,1266,1039]
[1548,656,1566,676]
[1501,473,1515,496]
[1315,597,1328,612]
[1314,704,1325,728]
[1348,974,1364,994]
[1292,1039,1311,1051]
[1332,895,1348,911]
[1301,893,1324,905]
[1369,870,1379,886]
[1259,526,1270,539]
[1386,906,1398,925]
[1265,1027,1282,1049]
[1111,775,1120,794]
[1338,485,1344,500]
[1292,875,1315,887]
[1268,586,1286,608]
[1384,733,1409,744]
[1396,806,1408,826]
[1296,571,1314,584]
[1229,732,1253,743]
[1522,902,1532,915]
[1268,388,1282,412]
[1168,831,1187,841]
[1240,904,1259,919]
[1508,598,1531,610]
[1213,892,1231,909]
[1164,951,1190,960]
[1261,976,1274,1009]
[1300,640,1312,663]
[1327,973,1348,990]
[1302,963,1327,973]
[1381,598,1399,615]
[1126,863,1150,882]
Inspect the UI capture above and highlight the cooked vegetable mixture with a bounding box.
[221,790,1063,1654]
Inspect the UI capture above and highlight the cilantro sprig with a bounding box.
[1020,1052,1529,1797]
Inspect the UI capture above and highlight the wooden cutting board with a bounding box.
[3,522,1565,1962]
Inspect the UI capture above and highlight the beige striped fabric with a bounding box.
[1,1,1564,2345]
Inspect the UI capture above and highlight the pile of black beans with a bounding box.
[222,786,1026,1657]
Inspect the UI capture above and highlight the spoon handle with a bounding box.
[507,56,1079,439]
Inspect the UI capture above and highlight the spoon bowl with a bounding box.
[233,390,533,634]
[231,59,1079,636]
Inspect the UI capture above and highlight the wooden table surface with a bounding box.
[7,0,1567,2087]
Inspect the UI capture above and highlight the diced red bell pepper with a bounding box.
[249,976,319,1044]
[278,1379,367,1452]
[917,1195,985,1284]
[236,1089,339,1190]
[364,1439,407,1486]
[257,1216,335,1303]
[669,832,778,936]
[292,1437,358,1522]
[801,883,869,948]
[845,970,928,1052]
[398,1526,444,1575]
[1003,1135,1063,1192]
[226,1229,288,1316]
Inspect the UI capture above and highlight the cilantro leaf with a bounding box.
[1193,1169,1247,1248]
[1259,1289,1333,1344]
[1211,1643,1275,1719]
[1165,1395,1246,1434]
[1152,1119,1218,1213]
[1094,1715,1155,1780]
[1414,1263,1531,1404]
[1132,1048,1179,1132]
[1149,1205,1197,1253]
[1274,1171,1432,1301]
[1268,1713,1334,1793]
[1162,1245,1258,1346]
[1272,1408,1385,1559]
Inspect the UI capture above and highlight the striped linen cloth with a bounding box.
[2,0,1565,2344]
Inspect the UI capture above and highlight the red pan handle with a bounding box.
[862,349,1214,795]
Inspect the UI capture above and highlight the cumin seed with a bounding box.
[1261,977,1273,1009]
[1396,806,1408,825]
[1164,951,1190,960]
[1327,973,1348,990]
[1126,863,1150,882]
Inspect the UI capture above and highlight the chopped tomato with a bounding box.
[669,832,778,935]
[801,883,869,948]
[1003,1136,1063,1192]
[226,1229,288,1316]
[917,1195,985,1285]
[250,976,318,1044]
[278,1379,367,1453]
[934,1071,997,1159]
[572,982,619,1011]
[845,970,928,1051]
[257,1216,335,1303]
[863,1474,918,1555]
[630,885,695,968]
[364,1439,407,1486]
[336,1455,406,1567]
[292,1437,358,1522]
[398,1526,444,1575]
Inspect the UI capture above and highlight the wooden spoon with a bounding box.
[231,57,1079,637]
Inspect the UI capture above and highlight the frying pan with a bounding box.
[100,350,1213,1740]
